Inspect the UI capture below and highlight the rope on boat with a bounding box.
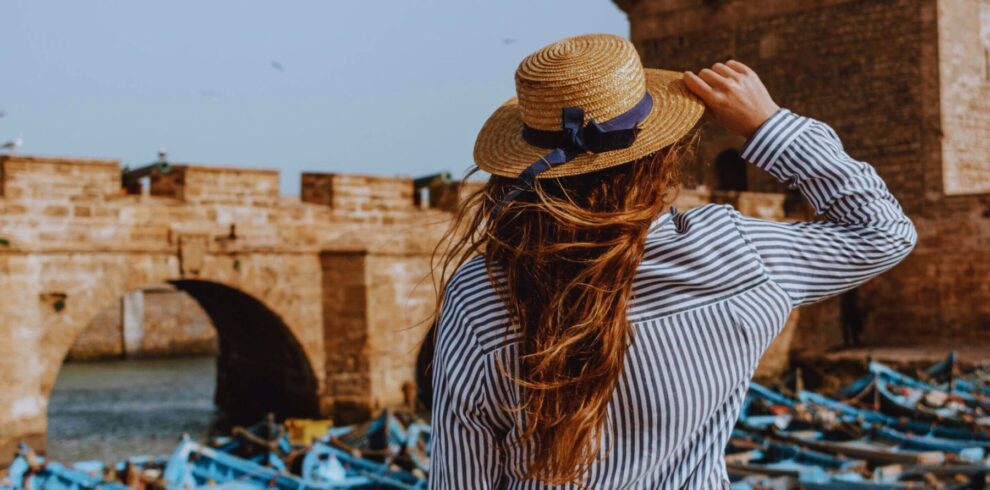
[231,425,286,451]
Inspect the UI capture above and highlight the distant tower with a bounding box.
[615,0,990,350]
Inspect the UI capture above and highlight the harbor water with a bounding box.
[47,356,218,463]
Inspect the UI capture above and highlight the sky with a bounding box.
[2,1,630,194]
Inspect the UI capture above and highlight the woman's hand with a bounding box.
[683,61,779,139]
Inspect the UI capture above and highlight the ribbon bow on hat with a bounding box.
[500,92,654,205]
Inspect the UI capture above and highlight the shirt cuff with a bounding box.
[739,108,812,172]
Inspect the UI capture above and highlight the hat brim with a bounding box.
[473,69,705,179]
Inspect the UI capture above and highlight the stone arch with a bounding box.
[170,279,320,424]
[6,253,326,457]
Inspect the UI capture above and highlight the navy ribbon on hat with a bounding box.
[498,92,654,208]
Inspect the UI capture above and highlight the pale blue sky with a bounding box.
[2,1,629,194]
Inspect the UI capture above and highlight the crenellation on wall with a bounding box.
[148,165,281,204]
[0,155,119,200]
[302,172,425,225]
[420,179,488,211]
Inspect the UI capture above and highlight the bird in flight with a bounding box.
[271,60,284,72]
[503,38,517,45]
[1,135,23,153]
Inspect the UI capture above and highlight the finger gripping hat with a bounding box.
[474,34,705,200]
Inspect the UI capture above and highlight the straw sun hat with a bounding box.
[474,34,705,190]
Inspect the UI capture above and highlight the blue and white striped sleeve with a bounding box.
[732,109,917,307]
[429,284,503,489]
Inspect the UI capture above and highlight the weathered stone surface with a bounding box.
[0,155,451,460]
[618,0,990,359]
[938,0,990,195]
[67,287,218,361]
[67,300,125,361]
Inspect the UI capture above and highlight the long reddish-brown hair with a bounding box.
[431,132,697,485]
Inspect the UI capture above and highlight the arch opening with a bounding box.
[170,280,320,426]
[48,280,319,461]
[714,149,748,192]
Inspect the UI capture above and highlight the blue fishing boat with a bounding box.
[799,472,928,489]
[798,390,990,459]
[211,414,293,471]
[726,429,864,477]
[923,352,990,399]
[4,444,129,490]
[302,442,425,489]
[874,362,989,410]
[323,410,430,479]
[164,435,424,490]
[106,454,170,488]
[176,411,430,489]
[724,429,947,489]
[837,363,990,430]
[745,383,962,466]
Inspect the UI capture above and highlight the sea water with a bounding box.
[46,356,217,463]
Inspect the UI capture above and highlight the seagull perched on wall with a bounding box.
[1,135,22,154]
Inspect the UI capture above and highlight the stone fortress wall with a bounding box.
[615,0,990,355]
[0,153,471,457]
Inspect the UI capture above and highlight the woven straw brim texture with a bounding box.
[474,69,705,178]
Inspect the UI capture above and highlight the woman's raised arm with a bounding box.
[732,109,917,306]
[685,61,916,307]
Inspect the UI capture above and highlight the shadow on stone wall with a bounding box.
[168,280,321,427]
[67,285,218,361]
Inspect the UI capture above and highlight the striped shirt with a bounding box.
[429,109,917,489]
